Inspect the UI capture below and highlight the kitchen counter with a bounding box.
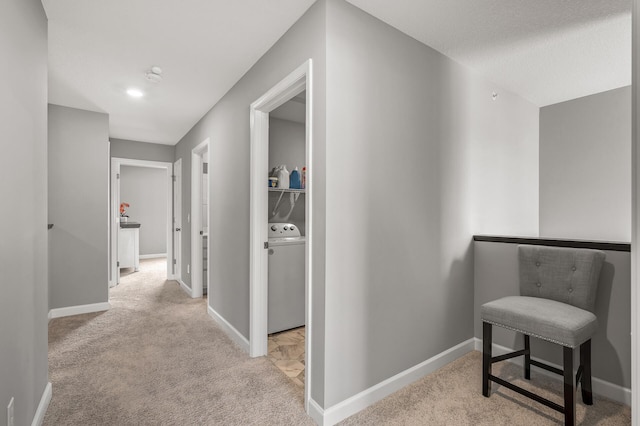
[120,221,141,229]
[119,223,140,271]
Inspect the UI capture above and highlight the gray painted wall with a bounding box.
[269,117,305,174]
[540,86,632,242]
[322,0,539,407]
[474,241,631,389]
[48,104,109,310]
[269,117,306,234]
[0,1,49,424]
[111,138,175,163]
[174,0,327,405]
[173,0,539,409]
[120,166,168,255]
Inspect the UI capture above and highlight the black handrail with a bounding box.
[473,235,630,252]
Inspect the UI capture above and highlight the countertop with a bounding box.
[120,221,141,229]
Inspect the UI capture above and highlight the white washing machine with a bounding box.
[268,222,305,334]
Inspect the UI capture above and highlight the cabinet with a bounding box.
[119,225,140,271]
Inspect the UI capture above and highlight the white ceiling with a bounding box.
[42,0,316,145]
[346,0,631,107]
[43,0,631,146]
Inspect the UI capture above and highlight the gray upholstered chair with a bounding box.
[481,245,605,425]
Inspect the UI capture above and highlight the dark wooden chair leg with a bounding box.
[483,322,492,397]
[524,334,531,380]
[580,339,593,405]
[563,346,576,426]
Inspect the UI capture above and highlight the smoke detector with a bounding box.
[145,66,163,83]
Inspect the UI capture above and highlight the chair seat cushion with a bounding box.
[481,296,597,348]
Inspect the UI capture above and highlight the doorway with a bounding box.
[190,139,211,299]
[249,59,313,410]
[173,158,183,289]
[266,91,307,389]
[110,158,174,289]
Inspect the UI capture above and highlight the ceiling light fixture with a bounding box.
[145,66,163,83]
[127,88,144,98]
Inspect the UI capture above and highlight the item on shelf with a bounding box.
[276,165,290,189]
[301,167,306,189]
[269,177,278,188]
[290,167,301,189]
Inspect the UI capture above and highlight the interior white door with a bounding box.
[190,140,209,298]
[110,159,121,286]
[173,159,182,279]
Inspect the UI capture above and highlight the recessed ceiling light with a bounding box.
[127,88,144,98]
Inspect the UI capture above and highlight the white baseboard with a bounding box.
[308,398,325,426]
[31,382,52,426]
[139,253,167,259]
[473,338,631,406]
[207,305,250,353]
[177,279,192,297]
[315,338,475,426]
[48,302,111,320]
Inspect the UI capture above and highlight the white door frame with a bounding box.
[632,1,639,423]
[173,158,183,282]
[249,59,313,410]
[190,139,211,298]
[110,158,174,287]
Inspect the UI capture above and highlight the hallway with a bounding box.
[44,258,311,425]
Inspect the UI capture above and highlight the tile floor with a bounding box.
[268,326,305,388]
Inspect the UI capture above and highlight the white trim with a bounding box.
[48,302,111,319]
[173,158,182,282]
[177,279,192,297]
[110,157,174,287]
[115,158,172,169]
[30,382,52,426]
[308,399,324,426]
[249,59,314,412]
[631,1,639,423]
[139,253,167,259]
[107,141,112,289]
[110,159,120,288]
[473,338,631,406]
[303,61,314,413]
[207,305,250,353]
[314,338,475,426]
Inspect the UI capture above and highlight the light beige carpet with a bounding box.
[44,259,314,425]
[45,258,631,425]
[339,351,630,426]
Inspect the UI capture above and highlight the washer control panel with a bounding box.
[268,222,301,238]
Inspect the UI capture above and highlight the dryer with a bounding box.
[268,222,305,334]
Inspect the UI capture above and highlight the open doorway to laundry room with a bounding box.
[249,60,313,410]
[266,89,307,389]
[110,158,174,298]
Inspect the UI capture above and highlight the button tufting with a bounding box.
[568,288,573,293]
[536,262,541,267]
[572,266,577,271]
[536,282,541,287]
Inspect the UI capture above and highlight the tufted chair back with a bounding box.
[518,245,605,312]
